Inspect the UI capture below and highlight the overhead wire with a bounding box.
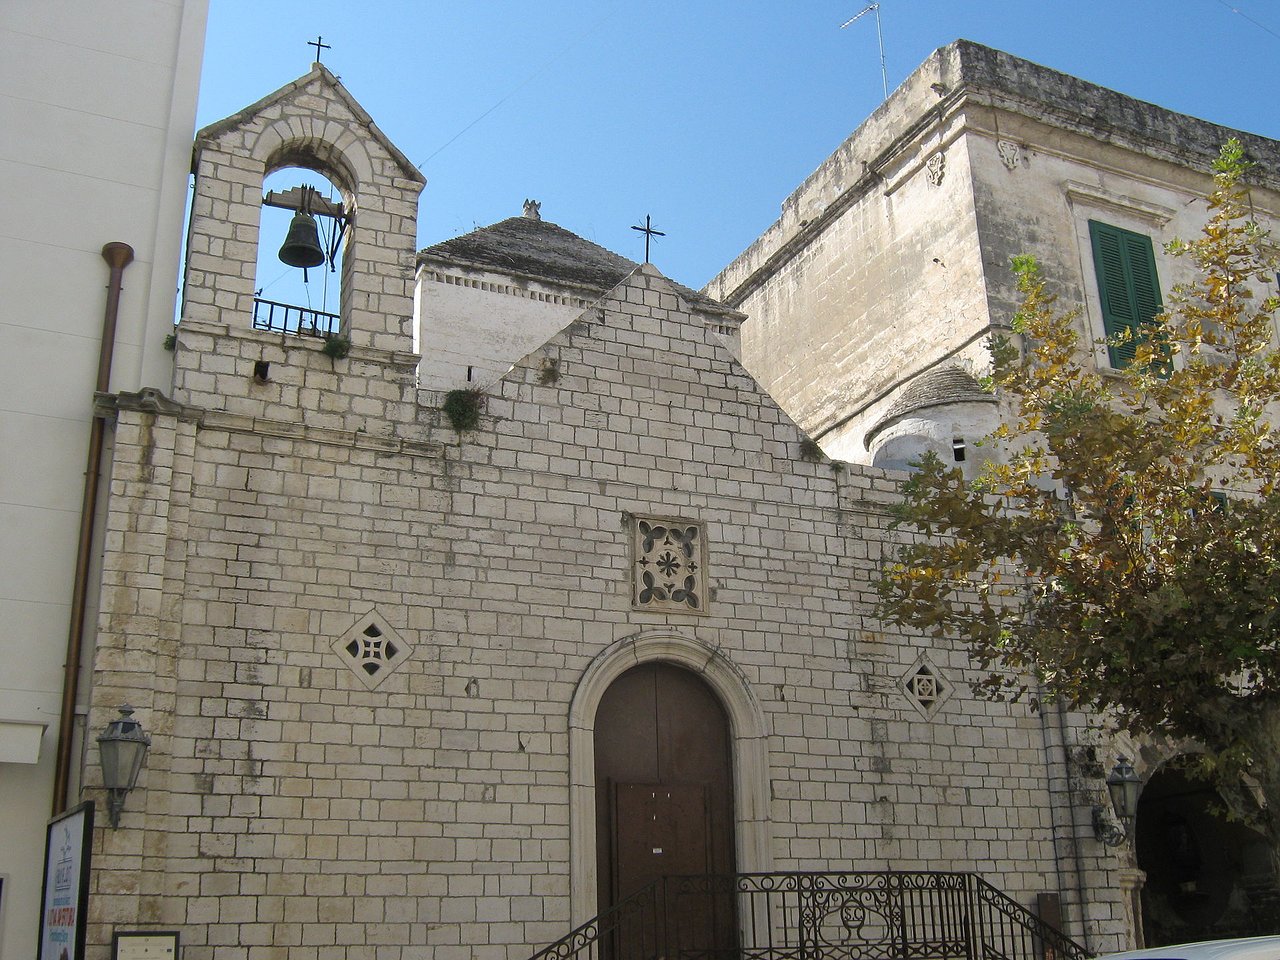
[1215,0,1280,42]
[416,5,622,169]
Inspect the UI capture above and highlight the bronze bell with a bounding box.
[278,211,325,268]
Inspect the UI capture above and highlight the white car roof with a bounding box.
[1097,936,1280,960]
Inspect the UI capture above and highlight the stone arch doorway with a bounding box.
[595,662,736,938]
[1136,758,1276,945]
[567,632,771,927]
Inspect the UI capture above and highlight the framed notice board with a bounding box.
[38,801,94,960]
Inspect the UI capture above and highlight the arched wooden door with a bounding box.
[594,662,736,953]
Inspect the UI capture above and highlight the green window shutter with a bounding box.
[1089,220,1163,368]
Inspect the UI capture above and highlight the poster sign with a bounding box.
[38,801,94,960]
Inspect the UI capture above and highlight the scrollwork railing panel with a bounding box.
[525,872,1086,960]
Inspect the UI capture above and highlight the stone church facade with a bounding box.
[73,42,1280,960]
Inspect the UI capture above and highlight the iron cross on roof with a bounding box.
[308,35,332,64]
[631,215,665,264]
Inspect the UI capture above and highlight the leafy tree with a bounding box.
[880,140,1280,846]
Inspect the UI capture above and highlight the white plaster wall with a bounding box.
[416,265,596,391]
[865,402,1001,480]
[0,1,207,955]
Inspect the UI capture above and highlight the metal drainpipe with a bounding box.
[1055,696,1094,954]
[52,241,134,815]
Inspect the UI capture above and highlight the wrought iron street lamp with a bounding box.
[96,705,150,828]
[1093,755,1142,847]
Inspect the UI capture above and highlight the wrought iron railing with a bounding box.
[251,297,339,338]
[527,872,1088,960]
[970,875,1085,960]
[529,883,661,960]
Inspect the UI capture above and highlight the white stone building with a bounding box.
[0,2,207,956]
[706,40,1280,477]
[707,39,1280,946]
[63,56,1143,960]
[27,34,1277,960]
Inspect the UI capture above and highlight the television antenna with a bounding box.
[840,3,888,100]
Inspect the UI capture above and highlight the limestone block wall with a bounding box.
[732,122,988,463]
[82,267,1129,960]
[169,316,422,437]
[181,65,425,354]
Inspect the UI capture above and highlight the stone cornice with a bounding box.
[98,389,444,459]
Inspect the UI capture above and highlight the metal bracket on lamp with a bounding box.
[1092,804,1128,846]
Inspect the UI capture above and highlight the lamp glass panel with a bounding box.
[99,736,146,790]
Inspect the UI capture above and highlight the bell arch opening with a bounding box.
[252,166,350,340]
[180,66,423,353]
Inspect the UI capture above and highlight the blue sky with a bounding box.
[198,0,1280,311]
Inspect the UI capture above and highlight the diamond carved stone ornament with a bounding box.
[899,653,952,719]
[332,610,413,690]
[631,515,708,615]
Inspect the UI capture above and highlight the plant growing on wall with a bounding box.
[880,140,1280,847]
[322,334,351,360]
[443,387,485,433]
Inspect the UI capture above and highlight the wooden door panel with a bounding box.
[595,663,737,956]
[613,782,709,899]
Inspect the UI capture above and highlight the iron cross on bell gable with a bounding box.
[308,35,331,64]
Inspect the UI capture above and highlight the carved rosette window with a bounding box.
[332,610,413,690]
[631,515,708,615]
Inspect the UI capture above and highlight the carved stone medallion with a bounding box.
[631,515,708,615]
[997,139,1021,170]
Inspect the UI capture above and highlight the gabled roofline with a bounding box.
[193,63,425,185]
